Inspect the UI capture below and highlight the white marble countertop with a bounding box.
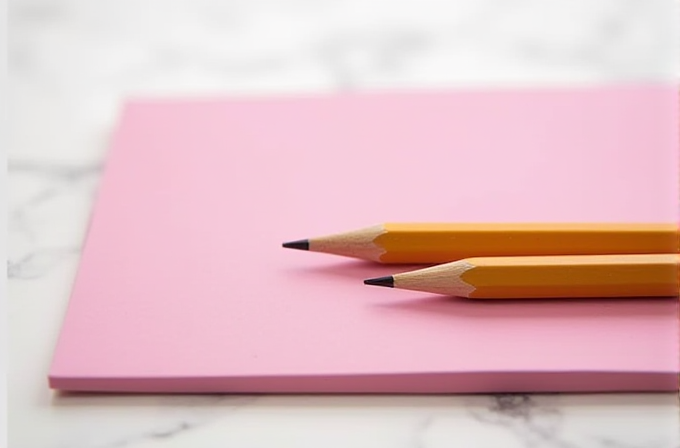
[8,0,680,447]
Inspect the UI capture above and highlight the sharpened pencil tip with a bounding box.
[364,276,395,288]
[282,239,310,251]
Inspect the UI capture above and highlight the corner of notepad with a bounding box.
[46,345,74,391]
[46,371,66,391]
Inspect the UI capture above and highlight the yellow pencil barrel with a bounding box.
[384,253,680,299]
[463,253,680,299]
[379,223,679,263]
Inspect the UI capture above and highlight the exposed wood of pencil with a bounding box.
[366,254,680,299]
[283,223,680,263]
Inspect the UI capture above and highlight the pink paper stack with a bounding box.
[49,85,679,393]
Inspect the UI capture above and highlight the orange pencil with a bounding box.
[364,253,680,299]
[282,223,679,264]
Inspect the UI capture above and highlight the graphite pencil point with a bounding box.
[282,239,310,251]
[364,276,395,288]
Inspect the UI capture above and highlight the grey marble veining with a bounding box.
[9,0,680,447]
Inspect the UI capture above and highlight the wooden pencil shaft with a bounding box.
[390,254,680,299]
[304,223,679,263]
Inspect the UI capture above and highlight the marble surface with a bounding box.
[8,0,680,447]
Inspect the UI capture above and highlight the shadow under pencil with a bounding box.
[372,294,678,319]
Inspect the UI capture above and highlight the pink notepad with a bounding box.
[49,86,679,393]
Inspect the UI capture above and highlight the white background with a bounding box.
[7,1,680,447]
[2,0,9,445]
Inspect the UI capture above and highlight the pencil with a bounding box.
[363,253,680,299]
[282,223,679,264]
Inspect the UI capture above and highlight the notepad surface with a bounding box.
[49,86,679,393]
